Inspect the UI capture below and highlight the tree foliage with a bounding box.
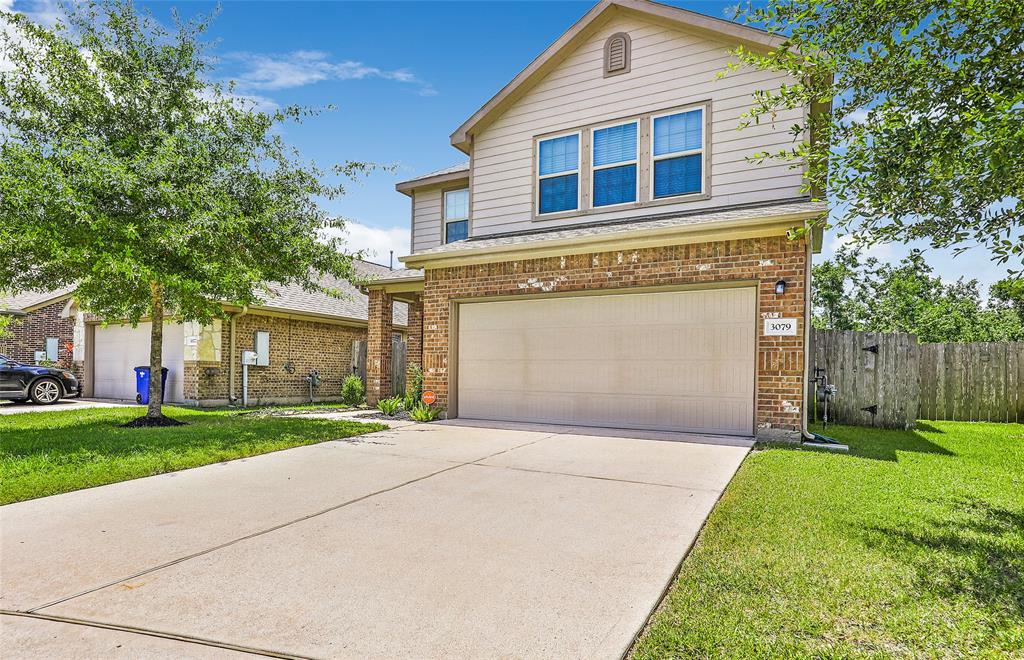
[812,248,1024,342]
[0,2,371,420]
[731,0,1024,272]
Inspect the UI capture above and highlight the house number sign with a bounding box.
[763,318,798,336]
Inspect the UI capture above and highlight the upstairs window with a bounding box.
[444,188,469,242]
[537,132,579,214]
[652,107,704,198]
[592,121,638,207]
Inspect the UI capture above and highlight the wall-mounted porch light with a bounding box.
[774,279,787,295]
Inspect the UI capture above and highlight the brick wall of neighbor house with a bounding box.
[188,313,367,405]
[421,235,808,441]
[0,299,84,379]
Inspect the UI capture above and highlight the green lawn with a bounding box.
[633,421,1024,658]
[0,406,385,505]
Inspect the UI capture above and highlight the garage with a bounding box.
[456,287,757,435]
[92,322,186,403]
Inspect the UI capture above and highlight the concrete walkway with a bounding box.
[1,420,751,659]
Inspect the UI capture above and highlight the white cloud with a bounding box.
[825,232,893,261]
[339,221,411,268]
[227,50,436,96]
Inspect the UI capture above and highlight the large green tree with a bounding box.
[732,0,1024,272]
[0,2,369,423]
[811,248,1024,342]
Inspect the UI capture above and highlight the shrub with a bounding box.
[407,362,424,402]
[402,392,417,411]
[408,403,443,422]
[340,374,364,406]
[377,395,403,416]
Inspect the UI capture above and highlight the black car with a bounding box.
[0,354,81,405]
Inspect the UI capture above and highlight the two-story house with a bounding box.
[366,0,826,442]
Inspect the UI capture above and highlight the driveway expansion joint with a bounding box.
[1,610,315,660]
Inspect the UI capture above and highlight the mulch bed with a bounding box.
[120,415,186,428]
[354,411,413,421]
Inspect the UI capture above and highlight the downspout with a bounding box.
[800,226,847,450]
[801,231,815,441]
[228,306,248,404]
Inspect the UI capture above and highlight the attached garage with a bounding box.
[456,287,757,436]
[92,322,186,403]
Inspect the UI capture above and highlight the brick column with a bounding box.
[405,295,423,395]
[366,288,393,405]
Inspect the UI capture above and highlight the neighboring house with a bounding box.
[368,0,827,441]
[3,260,407,406]
[0,286,84,379]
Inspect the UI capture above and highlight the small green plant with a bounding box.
[377,395,403,416]
[408,403,443,422]
[407,362,424,402]
[340,374,364,406]
[402,392,417,411]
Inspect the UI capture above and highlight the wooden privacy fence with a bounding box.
[810,330,1024,428]
[351,338,407,397]
[810,330,920,429]
[918,342,1024,423]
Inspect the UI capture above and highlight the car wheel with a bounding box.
[29,378,63,405]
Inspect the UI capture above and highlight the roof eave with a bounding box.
[401,207,824,269]
[395,170,470,195]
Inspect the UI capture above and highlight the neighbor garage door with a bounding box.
[93,322,186,402]
[456,287,756,435]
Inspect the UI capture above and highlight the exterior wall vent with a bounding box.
[604,32,631,77]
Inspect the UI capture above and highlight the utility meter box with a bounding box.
[241,350,257,366]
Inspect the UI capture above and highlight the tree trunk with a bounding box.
[147,282,164,419]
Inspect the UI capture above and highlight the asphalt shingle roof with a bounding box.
[0,285,76,313]
[407,200,827,259]
[396,161,469,188]
[0,262,407,326]
[253,260,408,326]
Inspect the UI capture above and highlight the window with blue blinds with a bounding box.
[652,108,703,198]
[445,219,468,243]
[444,188,469,243]
[591,122,638,208]
[537,133,579,214]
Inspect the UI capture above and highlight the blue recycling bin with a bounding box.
[134,366,169,405]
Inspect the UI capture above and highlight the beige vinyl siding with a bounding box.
[412,188,444,253]
[470,15,806,236]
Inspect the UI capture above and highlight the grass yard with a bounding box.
[0,406,385,505]
[633,421,1024,658]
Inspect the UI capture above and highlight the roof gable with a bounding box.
[449,0,780,152]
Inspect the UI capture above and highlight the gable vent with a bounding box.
[604,32,631,77]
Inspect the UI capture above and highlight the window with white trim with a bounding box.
[591,121,638,207]
[537,132,580,214]
[443,188,469,243]
[652,107,704,198]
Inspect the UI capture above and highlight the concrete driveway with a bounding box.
[1,420,751,659]
[0,398,133,415]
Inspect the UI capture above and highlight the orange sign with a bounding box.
[421,391,437,405]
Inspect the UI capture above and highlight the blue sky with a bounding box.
[9,0,1015,292]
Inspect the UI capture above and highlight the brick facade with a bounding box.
[0,298,84,379]
[189,313,366,406]
[366,289,394,405]
[405,296,424,393]
[419,235,808,441]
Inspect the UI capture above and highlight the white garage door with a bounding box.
[457,287,756,435]
[93,322,186,403]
